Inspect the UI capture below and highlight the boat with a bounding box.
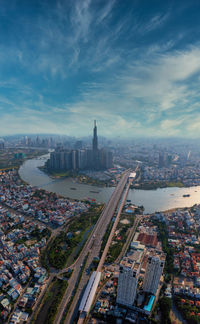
[70,188,77,190]
[183,194,190,197]
[90,191,100,193]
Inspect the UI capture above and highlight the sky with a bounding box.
[1,0,200,138]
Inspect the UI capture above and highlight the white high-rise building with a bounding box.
[143,253,165,295]
[117,258,140,307]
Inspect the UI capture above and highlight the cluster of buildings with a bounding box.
[113,144,176,170]
[155,207,200,298]
[48,121,113,171]
[142,164,200,186]
[0,170,89,226]
[116,228,165,312]
[92,217,166,321]
[21,135,55,148]
[113,143,200,189]
[0,206,48,323]
[158,152,173,168]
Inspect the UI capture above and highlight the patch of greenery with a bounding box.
[0,148,48,169]
[15,237,27,245]
[152,219,174,274]
[107,241,124,263]
[48,205,102,269]
[48,231,72,269]
[31,226,51,241]
[100,219,113,256]
[34,278,68,324]
[106,213,135,263]
[174,296,200,324]
[132,181,184,190]
[60,254,89,324]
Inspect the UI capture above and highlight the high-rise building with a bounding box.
[158,152,165,168]
[0,139,5,149]
[117,258,140,307]
[143,252,165,295]
[86,149,93,168]
[158,152,172,168]
[36,136,40,146]
[92,120,100,169]
[60,151,66,169]
[47,121,113,171]
[75,140,83,150]
[105,150,113,169]
[64,151,72,169]
[92,120,98,151]
[72,150,77,170]
[79,149,87,169]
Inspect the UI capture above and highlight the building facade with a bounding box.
[0,139,5,149]
[117,258,140,307]
[143,253,165,295]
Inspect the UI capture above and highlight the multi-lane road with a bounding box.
[96,177,133,272]
[75,177,134,324]
[53,171,130,324]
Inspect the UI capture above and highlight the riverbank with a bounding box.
[0,147,49,170]
[19,155,200,213]
[39,165,114,187]
[131,180,184,190]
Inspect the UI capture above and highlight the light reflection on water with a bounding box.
[19,155,200,214]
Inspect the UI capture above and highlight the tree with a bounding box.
[159,297,172,324]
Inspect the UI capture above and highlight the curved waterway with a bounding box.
[19,154,200,214]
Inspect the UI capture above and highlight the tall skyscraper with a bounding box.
[117,258,140,307]
[92,120,100,169]
[48,121,113,171]
[72,150,77,170]
[92,120,98,151]
[143,253,165,295]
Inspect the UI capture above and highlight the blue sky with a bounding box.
[1,0,200,138]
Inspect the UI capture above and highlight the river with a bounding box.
[19,154,200,214]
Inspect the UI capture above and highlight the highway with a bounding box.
[53,171,130,324]
[97,178,132,272]
[75,178,133,324]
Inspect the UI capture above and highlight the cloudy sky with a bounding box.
[1,0,200,138]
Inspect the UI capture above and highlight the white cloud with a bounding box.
[97,0,115,24]
[1,1,200,138]
[121,45,200,113]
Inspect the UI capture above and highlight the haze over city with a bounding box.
[0,0,200,137]
[2,2,200,324]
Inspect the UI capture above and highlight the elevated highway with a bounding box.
[54,171,130,324]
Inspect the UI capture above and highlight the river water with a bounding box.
[19,154,200,214]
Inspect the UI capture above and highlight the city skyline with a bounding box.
[48,120,113,171]
[1,0,200,137]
